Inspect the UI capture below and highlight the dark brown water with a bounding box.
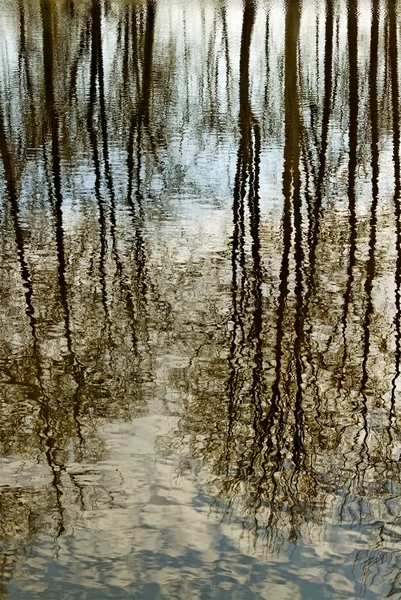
[0,0,400,597]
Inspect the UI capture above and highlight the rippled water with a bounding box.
[0,0,401,597]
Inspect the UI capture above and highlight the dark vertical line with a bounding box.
[292,121,304,475]
[239,0,254,122]
[358,0,380,468]
[18,0,35,132]
[123,6,130,87]
[242,2,265,471]
[125,6,152,351]
[382,15,390,119]
[135,1,156,201]
[226,0,256,463]
[95,0,126,296]
[263,8,270,110]
[226,147,244,459]
[221,5,232,112]
[307,0,333,298]
[332,15,340,109]
[389,0,400,432]
[142,1,155,130]
[132,7,141,95]
[97,0,142,352]
[303,0,334,446]
[41,0,73,355]
[262,0,300,458]
[340,0,358,386]
[249,120,263,422]
[88,0,109,321]
[40,0,72,537]
[136,1,155,303]
[315,10,320,95]
[95,0,119,254]
[43,0,85,456]
[285,0,304,475]
[237,0,254,335]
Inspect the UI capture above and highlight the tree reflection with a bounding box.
[1,0,401,596]
[167,0,401,582]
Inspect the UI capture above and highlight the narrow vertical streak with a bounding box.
[307,0,333,297]
[262,0,300,458]
[227,162,248,455]
[362,0,379,404]
[126,68,147,335]
[238,159,247,331]
[95,0,118,245]
[127,5,138,216]
[239,0,254,125]
[68,19,91,103]
[263,8,270,109]
[18,0,35,129]
[226,0,256,462]
[242,2,265,472]
[301,0,334,447]
[389,0,400,428]
[123,7,130,87]
[43,0,85,453]
[221,6,232,111]
[40,0,72,535]
[249,120,263,435]
[94,0,138,349]
[135,1,156,305]
[382,15,390,118]
[315,10,320,94]
[332,15,340,108]
[42,1,85,458]
[226,148,244,458]
[300,130,314,254]
[340,0,358,384]
[359,0,380,464]
[142,1,155,130]
[127,125,136,218]
[206,18,217,126]
[132,7,141,95]
[238,0,255,332]
[285,0,304,474]
[136,0,156,203]
[41,0,72,354]
[292,139,304,474]
[88,0,109,320]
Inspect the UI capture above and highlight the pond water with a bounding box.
[0,0,400,597]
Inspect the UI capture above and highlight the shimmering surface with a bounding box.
[0,0,401,597]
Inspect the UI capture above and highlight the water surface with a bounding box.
[0,0,401,598]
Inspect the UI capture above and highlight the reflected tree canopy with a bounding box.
[1,0,401,597]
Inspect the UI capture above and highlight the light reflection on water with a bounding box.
[0,0,401,597]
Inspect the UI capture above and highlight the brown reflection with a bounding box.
[164,0,401,577]
[0,93,67,542]
[0,0,154,584]
[228,0,264,478]
[358,0,379,476]
[1,0,401,597]
[389,0,400,432]
[340,0,358,388]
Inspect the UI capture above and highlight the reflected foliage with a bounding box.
[1,0,401,597]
